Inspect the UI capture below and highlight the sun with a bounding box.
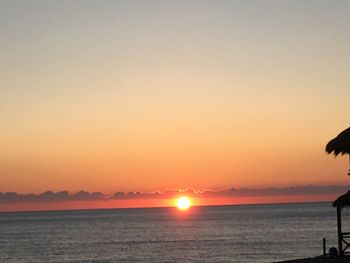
[176,196,191,210]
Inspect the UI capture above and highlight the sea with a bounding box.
[0,202,348,263]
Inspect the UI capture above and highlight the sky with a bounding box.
[0,1,350,210]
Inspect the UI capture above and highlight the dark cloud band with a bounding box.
[0,185,348,204]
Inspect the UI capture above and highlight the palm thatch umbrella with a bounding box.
[326,127,350,175]
[333,190,350,209]
[333,190,350,256]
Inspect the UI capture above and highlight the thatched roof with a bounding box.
[326,127,350,156]
[333,191,350,208]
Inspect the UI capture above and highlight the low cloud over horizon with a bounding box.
[1,185,349,204]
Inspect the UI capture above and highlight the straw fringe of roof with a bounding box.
[333,191,350,208]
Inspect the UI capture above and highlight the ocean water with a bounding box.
[0,202,349,263]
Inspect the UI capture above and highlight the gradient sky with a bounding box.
[1,1,350,196]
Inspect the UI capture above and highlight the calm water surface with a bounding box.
[0,202,348,262]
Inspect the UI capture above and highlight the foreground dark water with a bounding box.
[0,202,348,262]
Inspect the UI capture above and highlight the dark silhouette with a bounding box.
[326,127,350,175]
[326,127,350,256]
[333,191,350,209]
[333,191,350,256]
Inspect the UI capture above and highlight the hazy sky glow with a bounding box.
[1,1,350,205]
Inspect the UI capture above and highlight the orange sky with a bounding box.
[0,1,350,211]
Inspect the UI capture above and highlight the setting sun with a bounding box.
[176,196,191,210]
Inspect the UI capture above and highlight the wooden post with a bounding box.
[337,205,343,256]
[323,238,326,256]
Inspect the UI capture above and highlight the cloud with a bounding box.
[0,185,348,204]
[109,189,198,200]
[200,185,350,198]
[0,191,106,203]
